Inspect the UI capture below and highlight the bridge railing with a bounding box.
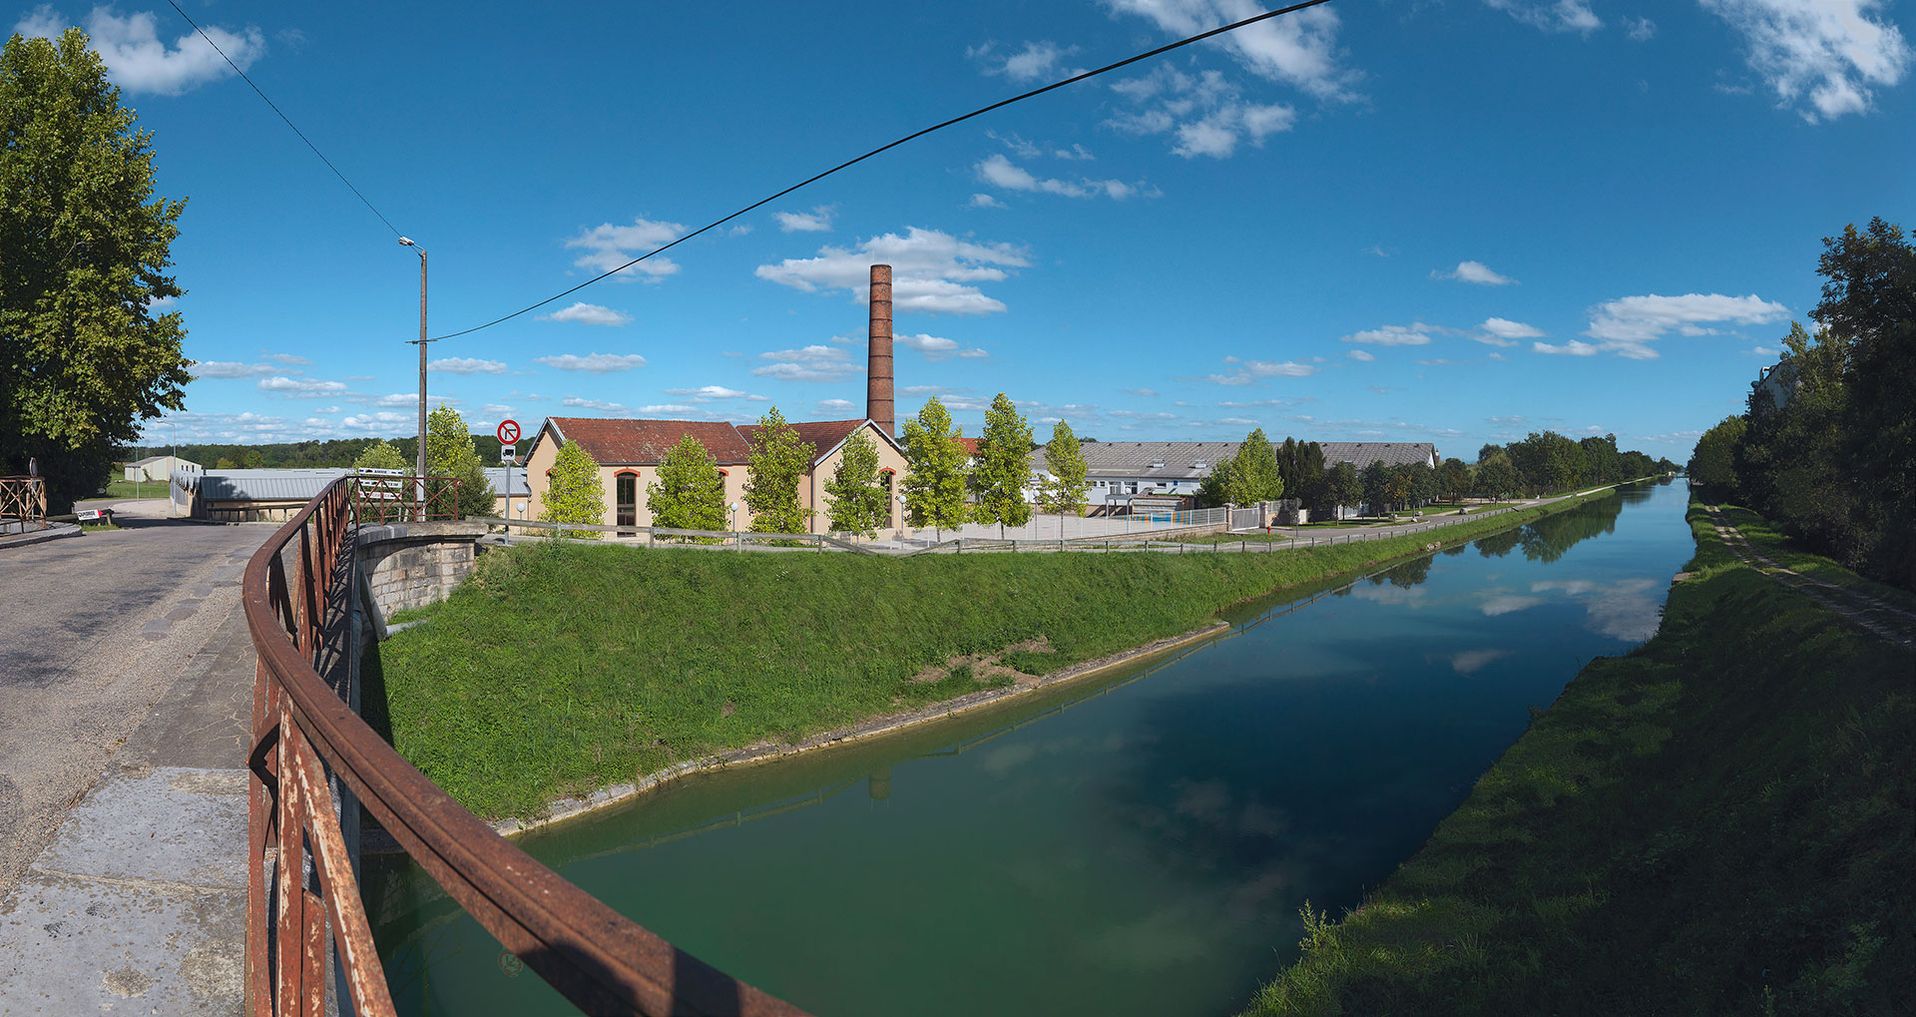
[241,475,806,1016]
[1,475,47,534]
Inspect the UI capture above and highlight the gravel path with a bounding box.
[1703,504,1916,649]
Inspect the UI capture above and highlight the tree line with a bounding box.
[1690,218,1913,590]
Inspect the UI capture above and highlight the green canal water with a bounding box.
[364,479,1693,1016]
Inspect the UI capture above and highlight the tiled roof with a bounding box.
[737,418,866,465]
[546,417,754,465]
[955,437,982,457]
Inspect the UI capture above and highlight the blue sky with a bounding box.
[17,0,1914,460]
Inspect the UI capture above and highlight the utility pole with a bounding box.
[399,237,430,497]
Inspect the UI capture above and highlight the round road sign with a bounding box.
[496,418,521,445]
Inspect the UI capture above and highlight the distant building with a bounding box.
[1027,440,1438,513]
[521,416,905,534]
[484,467,530,519]
[124,454,197,483]
[1751,360,1799,415]
[176,468,347,522]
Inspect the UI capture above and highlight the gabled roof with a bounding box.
[543,416,754,466]
[736,418,877,465]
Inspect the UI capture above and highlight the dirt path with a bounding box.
[1702,505,1916,649]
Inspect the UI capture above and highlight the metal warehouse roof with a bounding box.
[1031,440,1438,477]
[196,469,350,502]
[1317,442,1438,469]
[483,468,530,497]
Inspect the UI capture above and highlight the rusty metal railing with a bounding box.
[1,475,48,533]
[242,475,807,1016]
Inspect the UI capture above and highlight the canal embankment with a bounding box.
[368,488,1627,824]
[1243,496,1915,1016]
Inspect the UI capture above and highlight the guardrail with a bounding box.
[1,475,47,534]
[242,475,805,1016]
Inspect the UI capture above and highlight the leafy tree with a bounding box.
[1386,464,1417,513]
[1688,417,1746,493]
[900,397,968,538]
[647,434,726,531]
[1476,443,1502,464]
[1037,420,1089,533]
[1227,428,1284,504]
[969,392,1033,536]
[1361,460,1392,515]
[743,406,811,534]
[541,439,605,537]
[1401,461,1435,508]
[1325,462,1361,519]
[1,29,190,512]
[1474,452,1520,500]
[1195,454,1237,509]
[1508,431,1586,495]
[1437,457,1473,503]
[426,405,492,518]
[353,440,408,472]
[825,430,889,537]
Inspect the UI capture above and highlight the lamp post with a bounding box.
[398,237,429,494]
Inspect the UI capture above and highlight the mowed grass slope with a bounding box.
[374,493,1613,820]
[1244,498,1915,1016]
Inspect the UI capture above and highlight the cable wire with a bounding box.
[163,0,405,239]
[431,0,1335,341]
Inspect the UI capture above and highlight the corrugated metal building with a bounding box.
[1029,440,1439,510]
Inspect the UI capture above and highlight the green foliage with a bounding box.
[1473,452,1520,500]
[1325,462,1361,518]
[425,405,492,518]
[1689,416,1746,493]
[1437,458,1473,503]
[540,439,604,537]
[743,406,811,534]
[901,397,969,535]
[970,392,1033,534]
[647,434,727,532]
[1361,460,1392,515]
[377,492,1614,820]
[1229,428,1285,504]
[353,440,408,472]
[1196,456,1236,509]
[1038,420,1090,519]
[1244,497,1915,1016]
[825,430,890,537]
[1,29,189,512]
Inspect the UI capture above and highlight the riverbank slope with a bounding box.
[371,489,1623,820]
[1244,497,1914,1015]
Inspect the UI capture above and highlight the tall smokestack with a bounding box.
[867,263,894,435]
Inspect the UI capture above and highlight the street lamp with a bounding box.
[398,236,429,489]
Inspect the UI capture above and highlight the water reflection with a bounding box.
[364,482,1694,1017]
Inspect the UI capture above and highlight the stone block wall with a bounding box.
[356,522,488,621]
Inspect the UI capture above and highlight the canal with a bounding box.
[364,479,1693,1016]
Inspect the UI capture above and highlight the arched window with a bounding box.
[614,470,639,534]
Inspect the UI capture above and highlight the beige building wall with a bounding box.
[522,429,562,521]
[803,421,908,535]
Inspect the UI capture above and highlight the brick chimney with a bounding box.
[866,263,894,435]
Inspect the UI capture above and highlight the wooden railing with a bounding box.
[1,475,47,533]
[242,475,806,1016]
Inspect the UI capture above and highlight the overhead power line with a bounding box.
[431,0,1335,342]
[163,0,405,239]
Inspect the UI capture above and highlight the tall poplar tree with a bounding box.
[541,439,605,537]
[1038,420,1089,536]
[426,405,492,518]
[825,430,890,537]
[969,392,1033,537]
[743,406,810,533]
[1,28,190,510]
[1227,428,1284,505]
[900,397,968,538]
[647,435,726,531]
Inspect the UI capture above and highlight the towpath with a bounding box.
[1702,504,1916,649]
[0,498,261,1015]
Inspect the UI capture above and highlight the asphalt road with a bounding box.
[0,500,266,900]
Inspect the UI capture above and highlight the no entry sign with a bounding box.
[496,418,521,445]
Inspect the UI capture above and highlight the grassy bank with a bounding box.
[373,490,1617,820]
[1244,497,1914,1015]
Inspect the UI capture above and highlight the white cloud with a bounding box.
[266,352,309,366]
[665,385,768,402]
[1106,66,1296,159]
[1205,356,1316,384]
[1749,344,1782,356]
[1625,16,1657,41]
[975,153,1143,199]
[563,217,684,280]
[1533,339,1600,356]
[15,6,265,95]
[429,357,507,374]
[969,192,1006,209]
[340,411,412,432]
[1701,0,1911,120]
[818,398,855,412]
[541,302,632,326]
[534,352,648,372]
[1581,292,1790,358]
[192,361,273,379]
[1476,317,1545,345]
[975,39,1080,82]
[753,344,859,381]
[896,333,989,361]
[561,396,631,413]
[1451,648,1513,674]
[775,206,835,233]
[1346,349,1376,362]
[1483,0,1602,34]
[1434,260,1516,285]
[258,376,347,397]
[1106,0,1357,100]
[1343,323,1436,346]
[755,227,1029,315]
[480,404,514,416]
[638,404,698,415]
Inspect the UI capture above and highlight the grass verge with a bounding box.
[1242,495,1914,1016]
[373,489,1619,821]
